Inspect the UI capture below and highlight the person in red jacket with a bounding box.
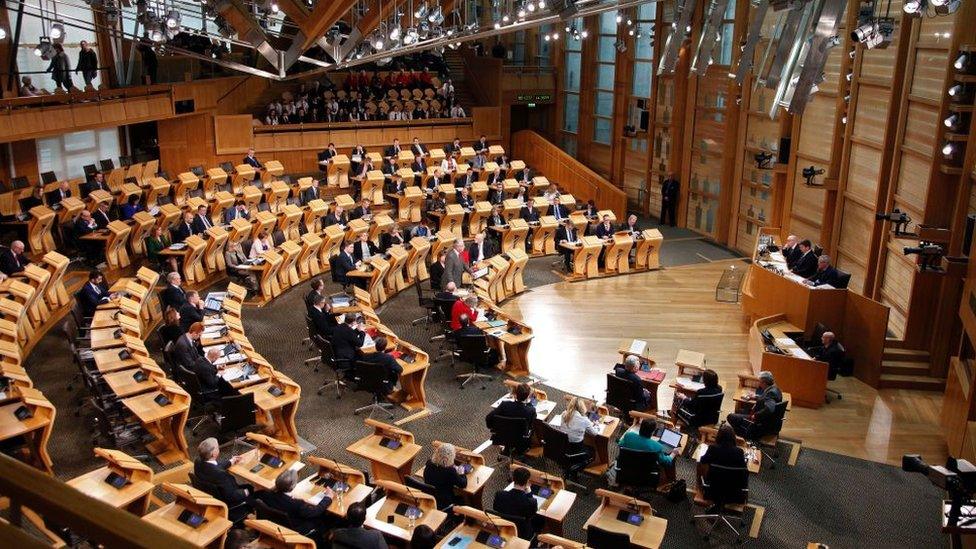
[451,295,480,330]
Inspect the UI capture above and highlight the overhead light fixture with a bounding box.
[428,6,444,24]
[49,20,65,41]
[149,24,164,42]
[942,142,956,157]
[851,22,876,43]
[580,29,588,38]
[944,112,969,132]
[372,33,385,50]
[544,33,551,41]
[270,1,279,14]
[903,0,924,15]
[389,26,400,40]
[616,13,622,23]
[34,36,52,58]
[415,3,427,19]
[517,6,526,18]
[0,28,6,40]
[502,14,510,22]
[949,84,973,102]
[538,0,546,8]
[955,53,972,72]
[165,9,181,29]
[494,21,501,29]
[527,1,536,12]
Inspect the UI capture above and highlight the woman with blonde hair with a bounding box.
[422,442,468,509]
[560,396,600,457]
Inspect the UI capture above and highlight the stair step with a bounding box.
[880,362,930,376]
[882,347,930,361]
[877,373,946,391]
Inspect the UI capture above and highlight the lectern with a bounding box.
[27,205,55,254]
[440,204,464,239]
[634,229,664,271]
[604,232,635,274]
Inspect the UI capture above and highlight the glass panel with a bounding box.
[725,0,737,20]
[563,93,580,133]
[638,2,657,19]
[15,3,98,92]
[560,134,578,156]
[601,11,618,34]
[566,17,584,52]
[632,62,652,97]
[718,23,735,65]
[597,64,615,90]
[565,52,581,91]
[599,38,617,63]
[635,36,653,60]
[594,118,612,144]
[37,128,120,180]
[595,91,614,116]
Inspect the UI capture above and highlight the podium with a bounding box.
[142,483,231,547]
[245,519,314,549]
[635,229,663,271]
[56,196,85,227]
[266,180,290,212]
[207,167,228,196]
[481,161,499,182]
[534,216,558,255]
[145,177,170,208]
[532,196,550,216]
[383,245,409,296]
[277,240,302,290]
[469,201,492,236]
[366,256,391,306]
[128,211,156,256]
[87,189,113,210]
[41,251,70,310]
[226,218,253,248]
[368,214,394,245]
[500,219,529,254]
[319,224,346,271]
[298,233,323,279]
[211,191,235,225]
[459,146,476,163]
[252,210,277,239]
[203,226,229,273]
[399,186,423,222]
[181,235,207,284]
[604,232,635,274]
[304,198,328,234]
[233,164,256,194]
[485,255,511,304]
[566,236,602,279]
[174,172,199,206]
[440,204,465,239]
[66,448,154,515]
[241,184,262,212]
[329,154,351,188]
[471,180,489,202]
[257,249,284,302]
[278,204,303,241]
[122,379,191,465]
[27,205,55,254]
[156,204,181,236]
[437,183,458,204]
[502,198,521,221]
[104,220,132,269]
[21,264,52,327]
[504,248,528,297]
[430,229,457,261]
[117,183,141,209]
[405,237,431,284]
[363,170,385,204]
[503,179,521,199]
[264,159,284,178]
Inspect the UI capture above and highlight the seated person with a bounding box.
[308,293,337,340]
[612,355,652,411]
[379,223,406,251]
[0,240,28,276]
[160,272,187,312]
[255,469,333,541]
[145,225,178,273]
[224,240,258,290]
[558,397,600,461]
[593,214,616,239]
[781,234,801,269]
[178,290,205,332]
[467,232,494,265]
[358,336,402,393]
[790,239,817,278]
[675,368,723,426]
[332,313,366,363]
[454,314,500,365]
[429,250,447,291]
[451,295,479,330]
[190,348,237,397]
[486,382,537,428]
[810,331,846,377]
[555,219,580,272]
[324,205,348,227]
[159,308,184,347]
[120,194,142,220]
[696,424,747,505]
[224,201,249,223]
[805,254,840,287]
[726,371,783,439]
[618,418,678,484]
[305,278,326,313]
[333,240,363,288]
[192,437,252,522]
[353,231,379,263]
[77,270,111,317]
[410,525,438,549]
[93,202,114,229]
[620,214,641,234]
[330,502,388,549]
[492,466,543,541]
[422,442,468,509]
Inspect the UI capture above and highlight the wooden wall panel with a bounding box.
[880,250,914,338]
[917,16,956,48]
[852,87,891,144]
[214,115,255,155]
[837,203,874,264]
[845,143,882,204]
[903,102,940,154]
[796,97,837,161]
[858,0,903,84]
[158,114,217,176]
[910,48,950,100]
[790,169,827,239]
[820,48,844,95]
[893,152,931,214]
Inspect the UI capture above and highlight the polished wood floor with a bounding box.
[499,261,948,466]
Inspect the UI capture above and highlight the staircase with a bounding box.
[442,50,478,108]
[877,347,945,391]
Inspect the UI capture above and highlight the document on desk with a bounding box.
[677,377,704,392]
[785,273,807,284]
[204,317,225,326]
[774,337,793,346]
[788,347,811,359]
[215,352,246,365]
[629,339,648,355]
[309,491,329,505]
[361,333,375,349]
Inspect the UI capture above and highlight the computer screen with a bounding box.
[660,428,682,448]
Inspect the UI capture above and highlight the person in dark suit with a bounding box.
[429,250,447,291]
[173,322,205,370]
[160,272,187,312]
[179,291,205,332]
[555,219,580,271]
[456,187,474,210]
[612,355,652,411]
[411,156,428,186]
[193,437,252,522]
[385,138,403,161]
[224,201,249,223]
[159,308,183,347]
[324,205,349,227]
[486,204,506,230]
[332,314,366,362]
[485,382,536,428]
[473,135,489,154]
[453,314,500,364]
[520,201,540,223]
[445,137,463,156]
[73,209,99,262]
[243,148,263,169]
[790,240,818,278]
[780,235,801,268]
[190,348,236,396]
[119,194,142,220]
[82,172,110,198]
[487,182,505,205]
[93,202,113,229]
[191,205,213,234]
[172,212,195,243]
[675,368,723,423]
[699,424,747,469]
[661,173,679,227]
[727,370,783,439]
[255,469,333,540]
[334,241,362,288]
[411,137,428,159]
[330,502,388,549]
[20,187,43,213]
[549,199,570,222]
[492,467,541,540]
[353,232,379,262]
[422,442,468,509]
[309,293,337,340]
[300,179,321,206]
[468,233,494,265]
[350,198,371,221]
[620,214,641,235]
[379,223,406,251]
[580,199,598,219]
[811,331,846,377]
[318,143,338,168]
[46,180,71,208]
[359,336,402,393]
[441,240,469,290]
[806,254,840,287]
[77,270,110,317]
[305,278,326,313]
[386,173,408,196]
[0,240,28,276]
[594,214,615,239]
[73,209,97,237]
[349,144,367,176]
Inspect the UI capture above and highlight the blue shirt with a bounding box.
[618,431,673,465]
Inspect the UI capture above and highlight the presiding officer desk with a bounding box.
[741,227,889,393]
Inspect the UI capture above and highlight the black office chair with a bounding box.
[189,471,251,524]
[743,399,789,468]
[89,398,150,461]
[411,281,438,328]
[41,171,58,185]
[214,393,259,450]
[540,422,590,489]
[328,255,347,287]
[488,508,537,544]
[252,498,305,533]
[605,373,638,418]
[272,230,286,246]
[173,365,221,434]
[488,415,532,468]
[825,350,850,403]
[693,464,750,542]
[455,333,494,389]
[404,474,448,509]
[586,525,631,548]
[353,360,395,419]
[613,447,660,494]
[314,335,353,398]
[834,269,851,289]
[676,392,725,431]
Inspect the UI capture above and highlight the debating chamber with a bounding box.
[0,0,975,546]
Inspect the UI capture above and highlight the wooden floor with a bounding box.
[499,261,948,466]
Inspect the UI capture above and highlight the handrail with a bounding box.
[0,84,172,111]
[0,454,196,548]
[253,116,473,133]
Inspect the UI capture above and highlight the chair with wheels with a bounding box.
[676,392,725,432]
[540,422,591,490]
[411,281,438,328]
[613,447,660,495]
[353,360,395,419]
[455,333,494,389]
[743,399,789,468]
[214,393,259,451]
[488,415,532,468]
[586,525,631,548]
[605,373,638,419]
[692,464,749,543]
[313,335,353,398]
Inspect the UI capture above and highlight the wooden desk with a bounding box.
[345,419,421,483]
[440,204,465,239]
[142,483,232,549]
[475,303,533,377]
[435,506,530,549]
[121,378,190,465]
[291,456,374,519]
[748,314,827,408]
[533,216,558,255]
[584,489,667,549]
[502,248,528,297]
[692,425,762,474]
[603,232,634,274]
[415,441,494,509]
[0,387,55,473]
[536,533,587,548]
[504,463,577,535]
[27,205,55,254]
[66,448,154,515]
[362,331,429,411]
[238,370,301,443]
[634,229,663,271]
[549,398,619,475]
[297,233,323,280]
[228,433,303,491]
[244,519,315,549]
[562,236,601,279]
[365,479,446,544]
[101,359,166,398]
[405,237,431,284]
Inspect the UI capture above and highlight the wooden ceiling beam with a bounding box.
[300,0,361,50]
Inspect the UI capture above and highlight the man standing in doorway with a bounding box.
[661,172,679,227]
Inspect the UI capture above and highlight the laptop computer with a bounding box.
[657,428,683,452]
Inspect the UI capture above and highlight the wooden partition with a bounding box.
[511,130,627,219]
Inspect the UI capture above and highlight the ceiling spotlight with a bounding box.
[0,28,6,40]
[403,27,418,45]
[544,34,550,41]
[270,1,279,14]
[538,0,546,8]
[581,29,588,38]
[565,25,571,32]
[628,27,634,36]
[517,6,526,18]
[165,9,181,29]
[955,53,971,72]
[527,1,536,12]
[846,71,854,82]
[502,14,510,22]
[149,26,164,42]
[372,34,385,50]
[551,31,558,39]
[428,6,444,24]
[903,0,924,14]
[494,21,501,29]
[942,142,956,157]
[948,84,973,102]
[389,26,400,40]
[930,0,948,6]
[49,20,65,41]
[34,36,52,58]
[415,3,427,19]
[944,113,970,132]
[627,19,633,25]
[616,14,622,23]
[851,22,876,43]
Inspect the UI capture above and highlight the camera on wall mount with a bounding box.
[754,151,773,169]
[875,208,914,237]
[903,241,944,272]
[802,166,825,186]
[903,454,976,542]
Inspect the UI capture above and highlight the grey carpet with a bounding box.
[20,218,946,548]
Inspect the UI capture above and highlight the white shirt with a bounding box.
[441,158,457,172]
[560,411,600,443]
[451,106,466,117]
[249,238,269,260]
